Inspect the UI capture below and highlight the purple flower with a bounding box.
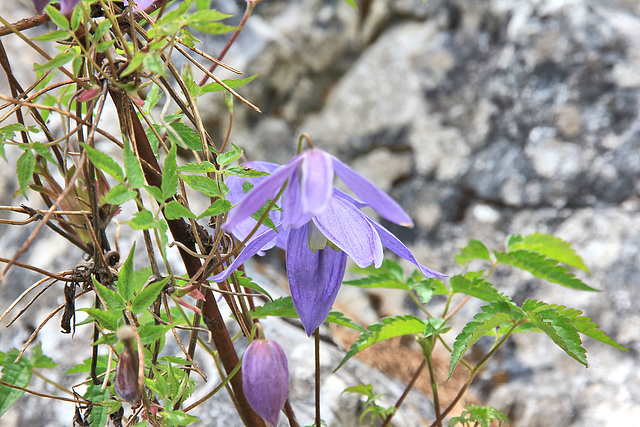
[114,326,141,404]
[211,149,446,334]
[33,0,81,15]
[123,0,157,11]
[243,339,289,426]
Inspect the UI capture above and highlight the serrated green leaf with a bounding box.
[507,233,590,273]
[16,149,36,197]
[32,30,70,42]
[143,52,166,75]
[235,272,273,302]
[166,122,202,151]
[118,244,136,303]
[164,200,196,220]
[93,19,112,42]
[336,316,441,371]
[131,277,169,314]
[93,278,126,311]
[177,161,217,173]
[449,302,524,378]
[250,297,298,319]
[223,166,269,178]
[65,355,109,374]
[80,143,124,183]
[217,144,243,167]
[180,174,222,197]
[494,250,597,292]
[449,405,509,427]
[80,308,121,332]
[31,142,56,164]
[0,349,32,417]
[161,144,178,199]
[104,184,137,204]
[139,324,172,346]
[144,185,164,203]
[197,199,232,219]
[121,51,146,77]
[30,343,56,369]
[93,332,118,346]
[34,52,76,71]
[343,259,409,290]
[528,307,587,366]
[455,239,492,266]
[123,209,163,230]
[144,83,162,111]
[200,74,260,94]
[45,5,69,30]
[84,384,110,427]
[450,274,510,303]
[124,141,145,189]
[326,312,367,333]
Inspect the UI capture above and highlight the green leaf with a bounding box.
[32,30,70,42]
[70,5,82,31]
[143,83,162,111]
[103,184,137,204]
[412,281,435,304]
[198,199,232,219]
[123,209,163,230]
[200,74,260,94]
[326,312,367,333]
[143,52,166,75]
[450,274,510,303]
[336,316,443,371]
[118,244,136,303]
[250,297,298,319]
[84,384,110,427]
[65,355,109,374]
[190,22,239,35]
[342,0,359,9]
[166,122,202,151]
[449,301,524,378]
[161,144,178,199]
[93,332,118,346]
[131,277,169,314]
[217,144,243,167]
[234,272,273,302]
[223,166,269,178]
[527,306,588,367]
[92,277,126,311]
[124,141,145,189]
[494,250,597,292]
[144,185,164,203]
[138,324,172,346]
[16,149,36,197]
[80,308,121,332]
[343,259,409,290]
[177,161,217,173]
[31,142,55,164]
[121,52,146,77]
[507,233,590,273]
[80,143,124,183]
[30,343,56,369]
[449,405,509,427]
[0,349,32,417]
[93,19,112,42]
[180,174,222,197]
[455,239,492,266]
[45,5,69,30]
[34,52,76,71]
[164,201,196,220]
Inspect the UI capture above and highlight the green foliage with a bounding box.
[454,239,492,266]
[507,233,590,272]
[449,405,509,427]
[342,384,395,426]
[450,274,510,303]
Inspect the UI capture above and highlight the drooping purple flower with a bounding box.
[114,326,141,404]
[211,149,446,335]
[243,339,289,426]
[33,0,81,15]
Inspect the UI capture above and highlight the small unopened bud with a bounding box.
[242,339,289,426]
[114,326,141,404]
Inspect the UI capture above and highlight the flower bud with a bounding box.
[114,326,141,404]
[242,339,289,426]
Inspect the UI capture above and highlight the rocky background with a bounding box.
[1,0,640,426]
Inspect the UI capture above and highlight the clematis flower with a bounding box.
[211,149,446,335]
[123,0,158,12]
[114,326,141,404]
[33,0,81,15]
[242,339,289,426]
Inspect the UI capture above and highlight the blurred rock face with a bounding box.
[1,0,639,426]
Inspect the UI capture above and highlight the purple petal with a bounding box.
[123,0,157,10]
[301,149,333,215]
[287,224,348,335]
[313,196,383,268]
[59,0,81,15]
[33,0,51,14]
[209,229,278,282]
[282,168,313,228]
[331,155,414,227]
[369,219,447,278]
[243,339,289,426]
[224,157,302,231]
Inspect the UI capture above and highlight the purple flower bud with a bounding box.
[242,339,289,426]
[114,326,141,404]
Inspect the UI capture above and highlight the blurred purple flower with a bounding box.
[211,149,445,334]
[33,0,81,15]
[114,326,141,404]
[123,0,157,11]
[243,339,289,426]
